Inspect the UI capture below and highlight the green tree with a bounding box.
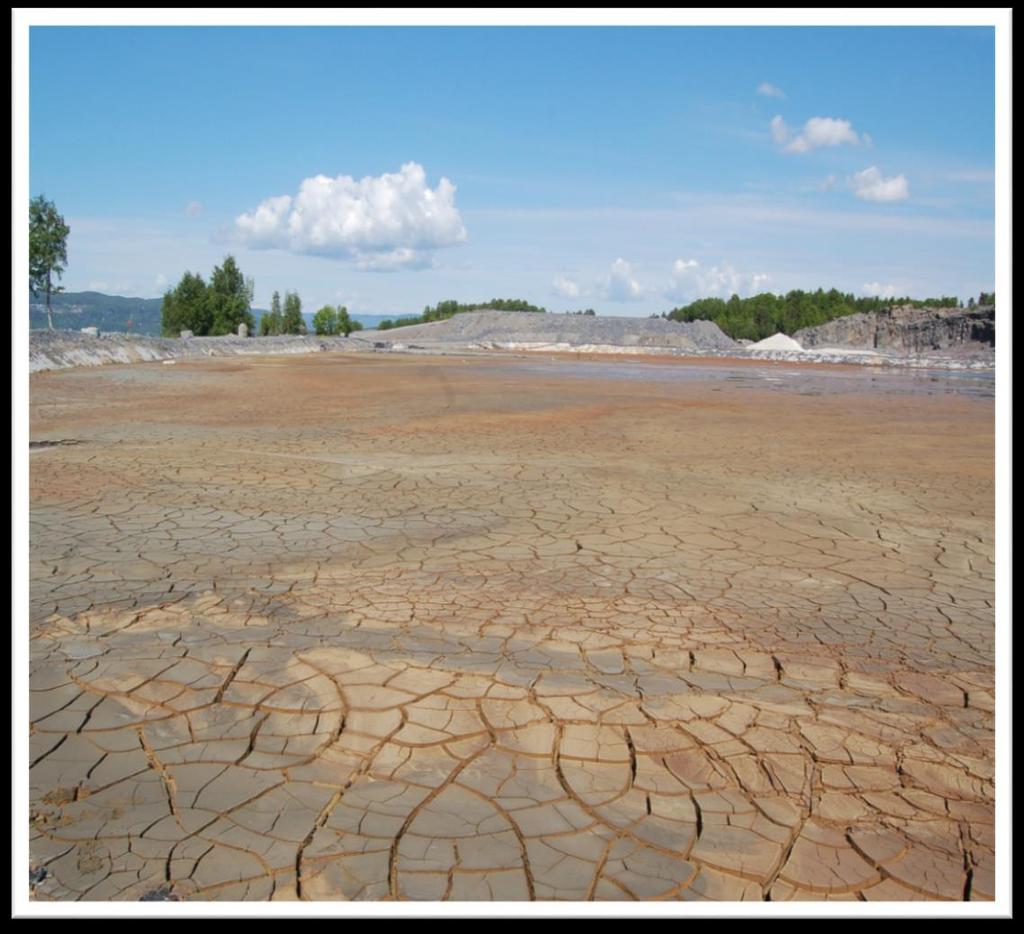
[206,256,254,335]
[29,195,71,330]
[260,291,283,336]
[161,271,209,336]
[282,291,305,334]
[336,306,359,336]
[312,305,338,335]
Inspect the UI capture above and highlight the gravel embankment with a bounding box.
[361,310,739,351]
[30,312,995,374]
[29,330,359,373]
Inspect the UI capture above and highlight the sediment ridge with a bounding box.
[29,307,996,374]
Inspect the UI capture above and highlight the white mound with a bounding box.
[748,332,804,351]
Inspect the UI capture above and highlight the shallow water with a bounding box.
[495,359,995,399]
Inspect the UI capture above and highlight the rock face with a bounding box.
[794,305,995,353]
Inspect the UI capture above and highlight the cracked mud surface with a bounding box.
[28,354,995,901]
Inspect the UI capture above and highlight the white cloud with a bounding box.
[234,162,467,267]
[552,275,581,299]
[154,273,168,291]
[818,174,838,192]
[603,258,644,302]
[353,248,435,272]
[780,116,863,154]
[770,115,790,144]
[757,82,786,99]
[862,281,898,298]
[185,201,203,218]
[666,259,769,303]
[851,166,910,202]
[236,195,292,245]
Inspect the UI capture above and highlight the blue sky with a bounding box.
[29,25,996,317]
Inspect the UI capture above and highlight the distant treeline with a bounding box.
[29,291,165,335]
[377,298,546,331]
[663,289,992,342]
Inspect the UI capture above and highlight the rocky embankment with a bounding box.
[363,310,739,353]
[28,330,358,373]
[362,310,993,369]
[30,304,997,374]
[794,304,995,353]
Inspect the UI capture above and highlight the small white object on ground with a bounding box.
[747,332,804,351]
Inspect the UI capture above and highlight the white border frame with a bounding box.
[12,7,1012,919]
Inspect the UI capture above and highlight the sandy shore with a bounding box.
[28,353,994,901]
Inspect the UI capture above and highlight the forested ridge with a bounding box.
[663,289,984,342]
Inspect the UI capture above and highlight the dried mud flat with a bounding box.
[27,354,995,902]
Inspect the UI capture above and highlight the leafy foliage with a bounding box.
[260,292,284,336]
[664,289,965,341]
[312,305,338,335]
[207,256,255,336]
[311,305,362,336]
[161,256,254,336]
[29,195,71,329]
[281,291,305,335]
[161,272,210,336]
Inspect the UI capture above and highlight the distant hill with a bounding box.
[29,291,166,335]
[348,314,391,330]
[29,291,391,336]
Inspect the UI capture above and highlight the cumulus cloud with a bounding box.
[757,82,786,98]
[603,258,644,302]
[851,166,910,202]
[770,115,790,145]
[862,282,898,298]
[234,162,467,268]
[552,275,581,299]
[666,259,769,303]
[818,174,838,192]
[185,201,203,218]
[353,248,435,272]
[776,116,863,154]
